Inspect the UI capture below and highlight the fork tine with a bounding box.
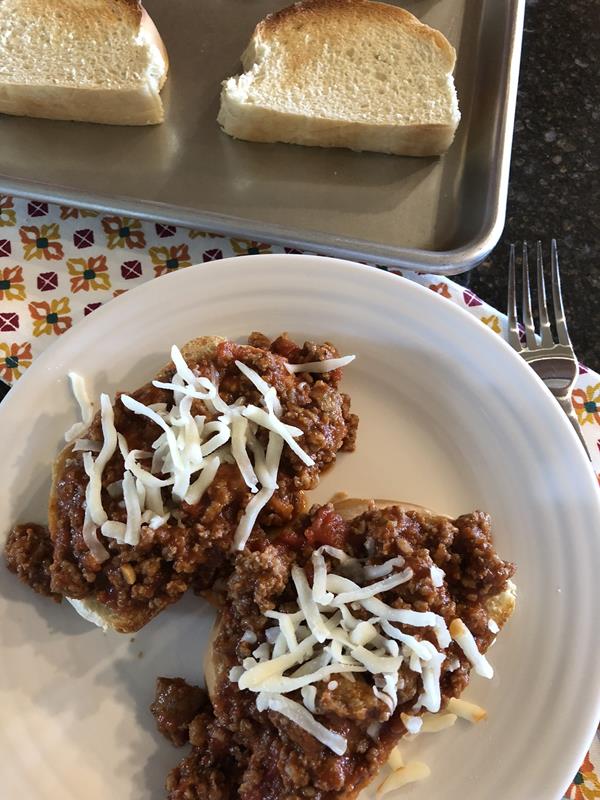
[507,244,521,351]
[551,239,572,347]
[536,241,554,347]
[522,242,538,349]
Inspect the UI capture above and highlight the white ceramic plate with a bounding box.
[1,255,598,800]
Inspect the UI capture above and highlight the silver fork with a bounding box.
[507,239,592,460]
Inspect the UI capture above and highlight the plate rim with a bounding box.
[1,251,596,480]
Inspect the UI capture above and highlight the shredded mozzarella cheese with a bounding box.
[430,564,445,587]
[331,568,413,605]
[387,746,404,770]
[450,619,494,679]
[232,538,496,757]
[64,372,95,442]
[363,556,405,580]
[350,646,403,674]
[284,355,355,374]
[417,645,445,713]
[265,694,348,756]
[447,697,488,723]
[122,471,142,545]
[242,404,314,467]
[379,620,433,661]
[376,762,431,797]
[70,345,343,560]
[350,621,379,647]
[83,394,118,526]
[401,713,423,735]
[235,359,283,417]
[301,685,317,713]
[292,565,331,643]
[248,664,365,694]
[82,502,109,562]
[420,712,457,733]
[184,455,220,506]
[100,520,127,543]
[230,415,258,492]
[233,485,275,551]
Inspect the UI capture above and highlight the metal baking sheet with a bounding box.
[0,0,525,274]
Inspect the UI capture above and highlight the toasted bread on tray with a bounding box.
[0,0,168,125]
[218,0,460,156]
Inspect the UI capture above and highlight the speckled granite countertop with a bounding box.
[457,0,600,369]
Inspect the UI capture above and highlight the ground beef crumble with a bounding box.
[4,333,358,633]
[151,678,210,747]
[4,524,61,602]
[160,503,515,799]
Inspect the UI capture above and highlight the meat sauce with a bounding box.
[150,677,210,747]
[160,503,515,799]
[4,333,357,633]
[4,523,60,602]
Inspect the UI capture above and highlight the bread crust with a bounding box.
[0,0,168,125]
[256,0,455,71]
[0,84,165,125]
[3,0,144,27]
[140,6,170,92]
[218,98,457,156]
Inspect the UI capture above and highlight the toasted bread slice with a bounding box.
[190,497,515,800]
[205,497,516,700]
[48,334,357,634]
[0,0,168,125]
[218,0,460,156]
[49,336,225,633]
[49,336,224,548]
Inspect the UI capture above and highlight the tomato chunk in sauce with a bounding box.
[304,506,347,549]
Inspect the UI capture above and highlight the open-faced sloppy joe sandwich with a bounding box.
[156,497,516,799]
[5,332,357,632]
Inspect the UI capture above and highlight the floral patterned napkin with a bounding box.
[0,193,598,797]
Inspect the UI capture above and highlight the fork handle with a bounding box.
[555,395,594,462]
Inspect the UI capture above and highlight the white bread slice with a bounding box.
[0,0,168,125]
[218,0,460,156]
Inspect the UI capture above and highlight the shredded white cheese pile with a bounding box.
[230,548,495,755]
[68,345,354,561]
